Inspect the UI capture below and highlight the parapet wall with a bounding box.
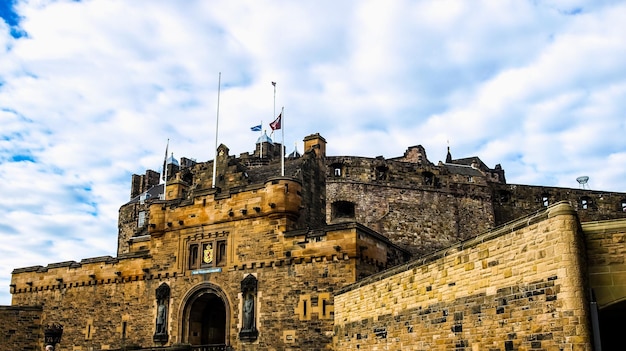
[333,202,592,351]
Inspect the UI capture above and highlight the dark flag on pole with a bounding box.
[270,113,282,131]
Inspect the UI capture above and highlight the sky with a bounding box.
[1,0,626,305]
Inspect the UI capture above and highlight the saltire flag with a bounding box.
[270,113,282,131]
[250,124,262,132]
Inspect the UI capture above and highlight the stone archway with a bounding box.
[180,283,231,347]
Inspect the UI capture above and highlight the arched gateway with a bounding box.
[179,283,231,347]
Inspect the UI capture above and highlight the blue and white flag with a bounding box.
[250,125,262,132]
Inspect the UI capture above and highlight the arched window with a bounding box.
[621,200,626,212]
[331,163,343,177]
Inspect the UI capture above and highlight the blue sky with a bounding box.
[1,0,626,305]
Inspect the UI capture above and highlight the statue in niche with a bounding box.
[243,293,255,331]
[239,274,259,341]
[156,300,167,334]
[153,283,170,344]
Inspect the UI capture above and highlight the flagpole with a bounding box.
[272,81,276,124]
[260,120,263,159]
[271,81,276,158]
[163,138,169,200]
[212,72,221,189]
[281,106,285,177]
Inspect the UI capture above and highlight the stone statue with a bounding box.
[156,301,167,334]
[153,283,170,344]
[239,274,258,341]
[243,293,255,330]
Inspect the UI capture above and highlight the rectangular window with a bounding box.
[138,211,146,227]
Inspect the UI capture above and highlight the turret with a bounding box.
[303,133,326,158]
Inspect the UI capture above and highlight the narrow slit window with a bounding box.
[216,241,227,265]
[189,244,199,269]
[303,300,308,317]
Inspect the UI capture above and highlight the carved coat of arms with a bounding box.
[203,243,213,264]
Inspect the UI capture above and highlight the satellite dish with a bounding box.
[576,176,589,189]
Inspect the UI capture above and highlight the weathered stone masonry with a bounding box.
[334,203,592,351]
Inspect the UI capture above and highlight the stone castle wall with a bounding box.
[11,171,406,351]
[333,203,592,351]
[492,183,626,225]
[10,256,356,350]
[325,153,626,260]
[583,218,626,308]
[326,181,495,256]
[0,305,42,351]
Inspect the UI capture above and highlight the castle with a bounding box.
[3,132,626,350]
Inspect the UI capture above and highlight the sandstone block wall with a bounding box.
[583,218,626,308]
[333,203,592,351]
[11,203,407,351]
[0,306,42,351]
[10,259,355,351]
